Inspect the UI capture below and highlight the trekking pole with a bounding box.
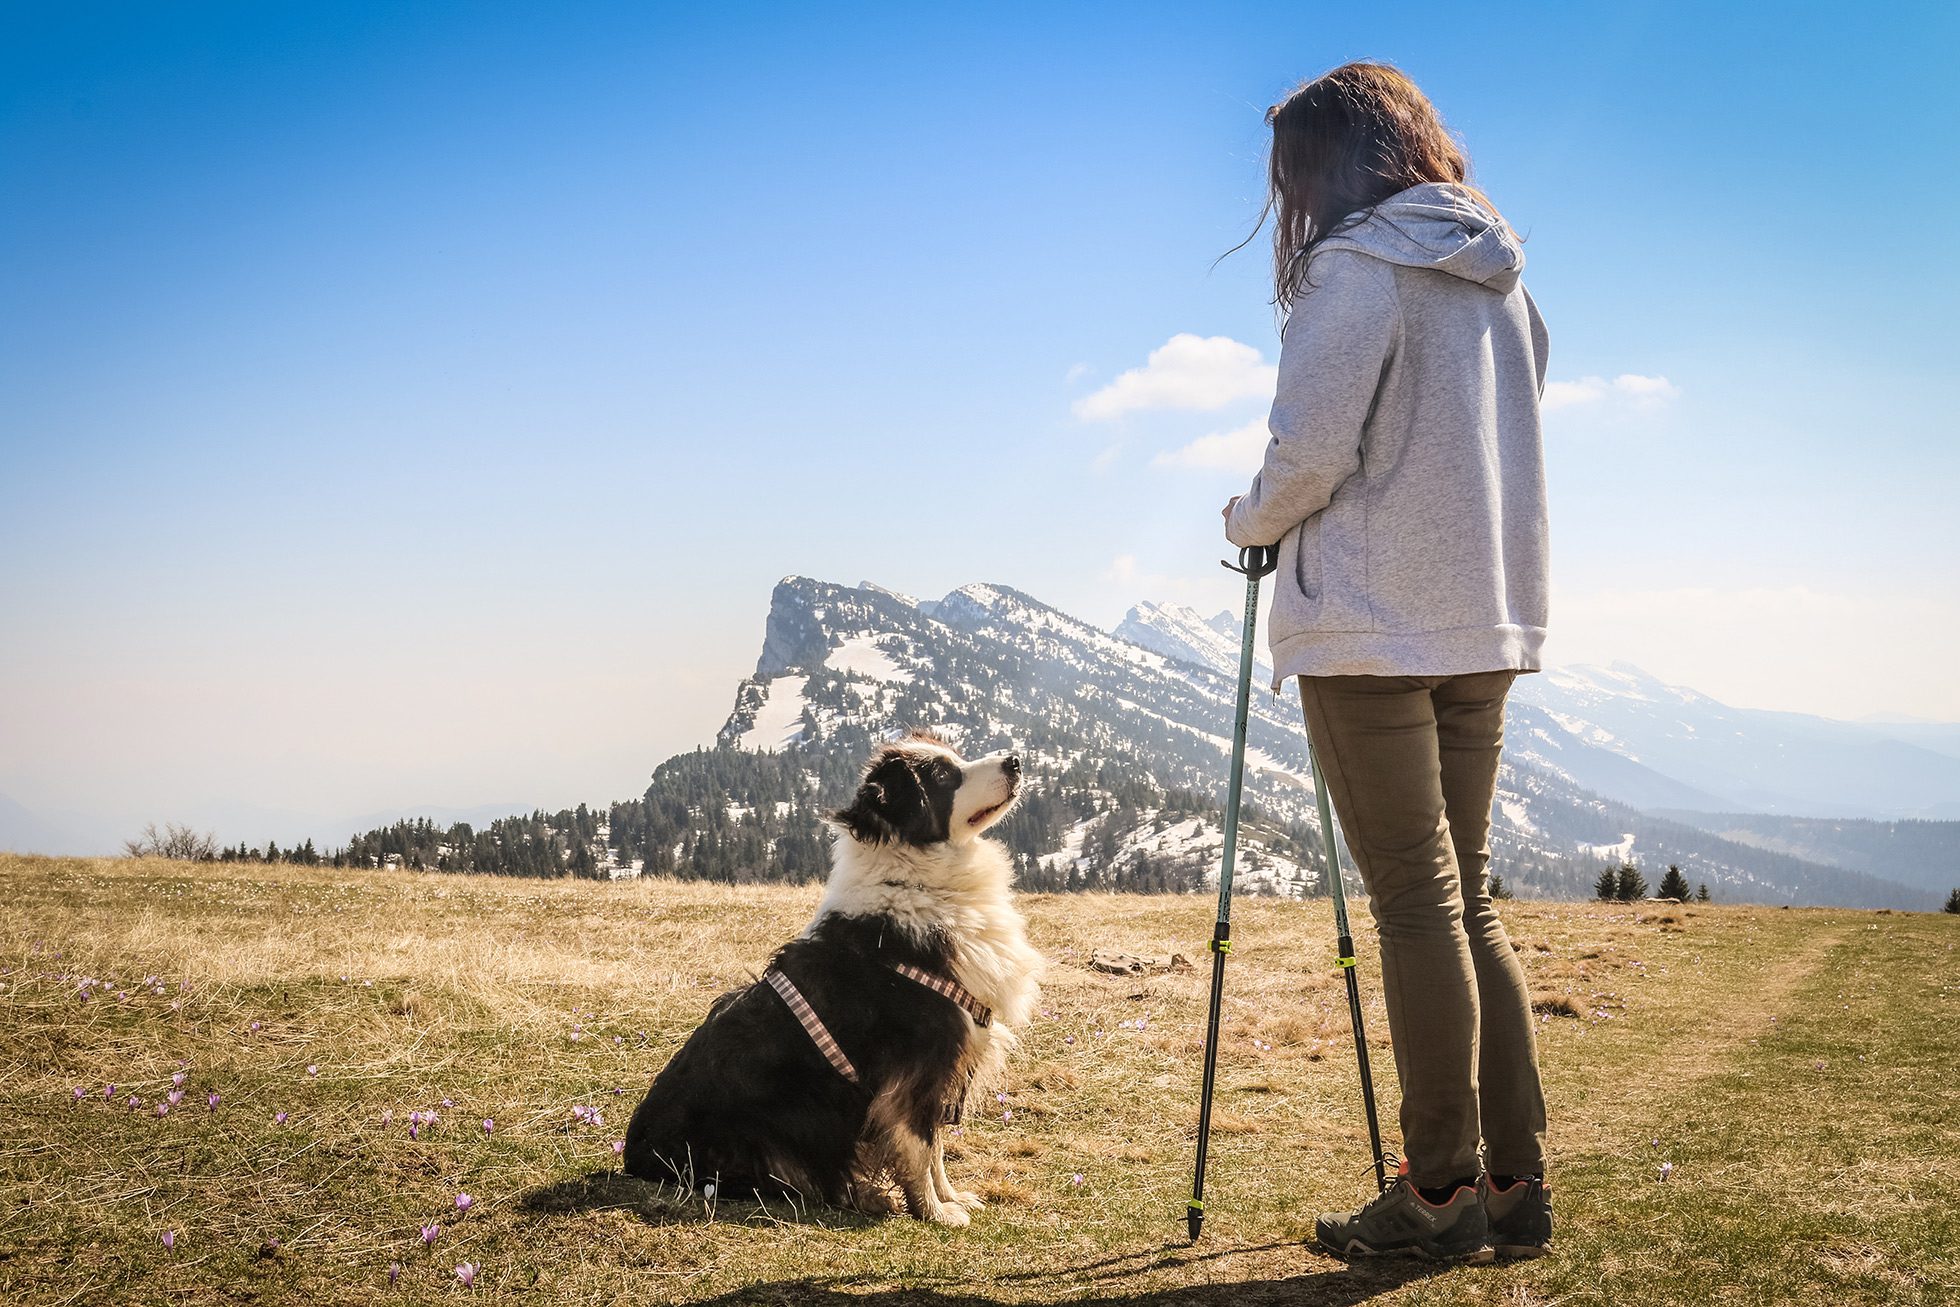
[1186,542,1277,1243]
[1306,743,1389,1193]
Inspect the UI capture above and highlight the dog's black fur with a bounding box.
[622,740,994,1211]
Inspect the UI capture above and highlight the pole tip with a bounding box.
[1186,1208,1204,1242]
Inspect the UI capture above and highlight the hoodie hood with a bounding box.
[1313,181,1525,293]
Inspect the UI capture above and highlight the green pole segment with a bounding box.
[1308,738,1388,1193]
[1187,543,1276,1242]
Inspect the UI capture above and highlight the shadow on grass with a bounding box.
[685,1258,1450,1306]
[523,1173,1453,1302]
[518,1169,886,1231]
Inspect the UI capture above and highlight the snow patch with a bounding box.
[825,635,914,684]
[735,675,810,752]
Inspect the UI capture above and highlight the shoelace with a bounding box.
[1348,1151,1406,1216]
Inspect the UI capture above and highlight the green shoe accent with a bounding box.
[1481,1173,1553,1258]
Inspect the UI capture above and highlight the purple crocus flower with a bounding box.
[455,1263,477,1287]
[1071,1173,1084,1186]
[127,1095,141,1110]
[162,1230,176,1250]
[1659,1161,1675,1181]
[455,1193,473,1213]
[612,1139,624,1157]
[388,1262,401,1286]
[104,1085,116,1101]
[274,1111,288,1125]
[208,1092,220,1110]
[482,1118,494,1137]
[72,1086,85,1104]
[420,1222,440,1245]
[167,1090,183,1106]
[155,1102,168,1116]
[306,1065,318,1077]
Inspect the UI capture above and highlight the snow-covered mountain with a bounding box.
[1114,601,1272,690]
[702,576,1938,908]
[293,574,1949,909]
[1508,663,1960,820]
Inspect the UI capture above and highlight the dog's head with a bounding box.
[829,729,1022,848]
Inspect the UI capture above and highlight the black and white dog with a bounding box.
[623,730,1044,1225]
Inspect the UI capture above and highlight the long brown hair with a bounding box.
[1218,61,1520,323]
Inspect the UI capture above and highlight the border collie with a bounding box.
[623,729,1044,1225]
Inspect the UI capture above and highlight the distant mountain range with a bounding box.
[7,575,1954,909]
[689,577,1942,907]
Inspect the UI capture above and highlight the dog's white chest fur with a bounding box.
[808,833,1044,1035]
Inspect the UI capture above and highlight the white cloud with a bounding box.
[1073,334,1276,422]
[1064,361,1092,384]
[1150,416,1271,474]
[1542,373,1680,413]
[1098,554,1221,611]
[1102,554,1143,585]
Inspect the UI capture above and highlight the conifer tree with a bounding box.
[1615,861,1648,901]
[1944,887,1960,914]
[1657,864,1691,901]
[1697,882,1711,902]
[1593,867,1619,901]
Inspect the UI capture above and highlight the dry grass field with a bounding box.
[2,853,1955,1305]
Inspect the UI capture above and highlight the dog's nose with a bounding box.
[1002,754,1021,775]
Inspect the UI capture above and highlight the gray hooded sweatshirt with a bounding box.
[1224,179,1550,687]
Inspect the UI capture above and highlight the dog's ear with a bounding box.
[830,779,896,844]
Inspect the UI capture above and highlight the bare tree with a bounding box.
[124,822,218,861]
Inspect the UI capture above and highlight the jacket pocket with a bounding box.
[1294,512,1324,602]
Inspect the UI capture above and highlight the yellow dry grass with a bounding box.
[2,854,1955,1305]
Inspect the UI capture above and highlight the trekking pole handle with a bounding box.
[1222,544,1279,578]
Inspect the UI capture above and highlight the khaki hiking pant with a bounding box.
[1299,669,1549,1188]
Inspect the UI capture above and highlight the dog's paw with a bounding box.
[926,1201,971,1227]
[953,1190,986,1210]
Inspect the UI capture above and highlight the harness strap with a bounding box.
[890,962,993,1027]
[761,967,860,1084]
[760,961,992,1092]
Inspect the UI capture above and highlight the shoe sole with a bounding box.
[1321,1237,1496,1265]
[1492,1242,1551,1259]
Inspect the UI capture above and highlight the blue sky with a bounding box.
[3,2,1956,847]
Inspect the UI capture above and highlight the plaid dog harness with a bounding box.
[759,962,993,1100]
[762,967,861,1083]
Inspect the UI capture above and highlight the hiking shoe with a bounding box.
[1314,1163,1492,1263]
[1481,1173,1553,1258]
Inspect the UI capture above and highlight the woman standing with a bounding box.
[1220,62,1554,1262]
